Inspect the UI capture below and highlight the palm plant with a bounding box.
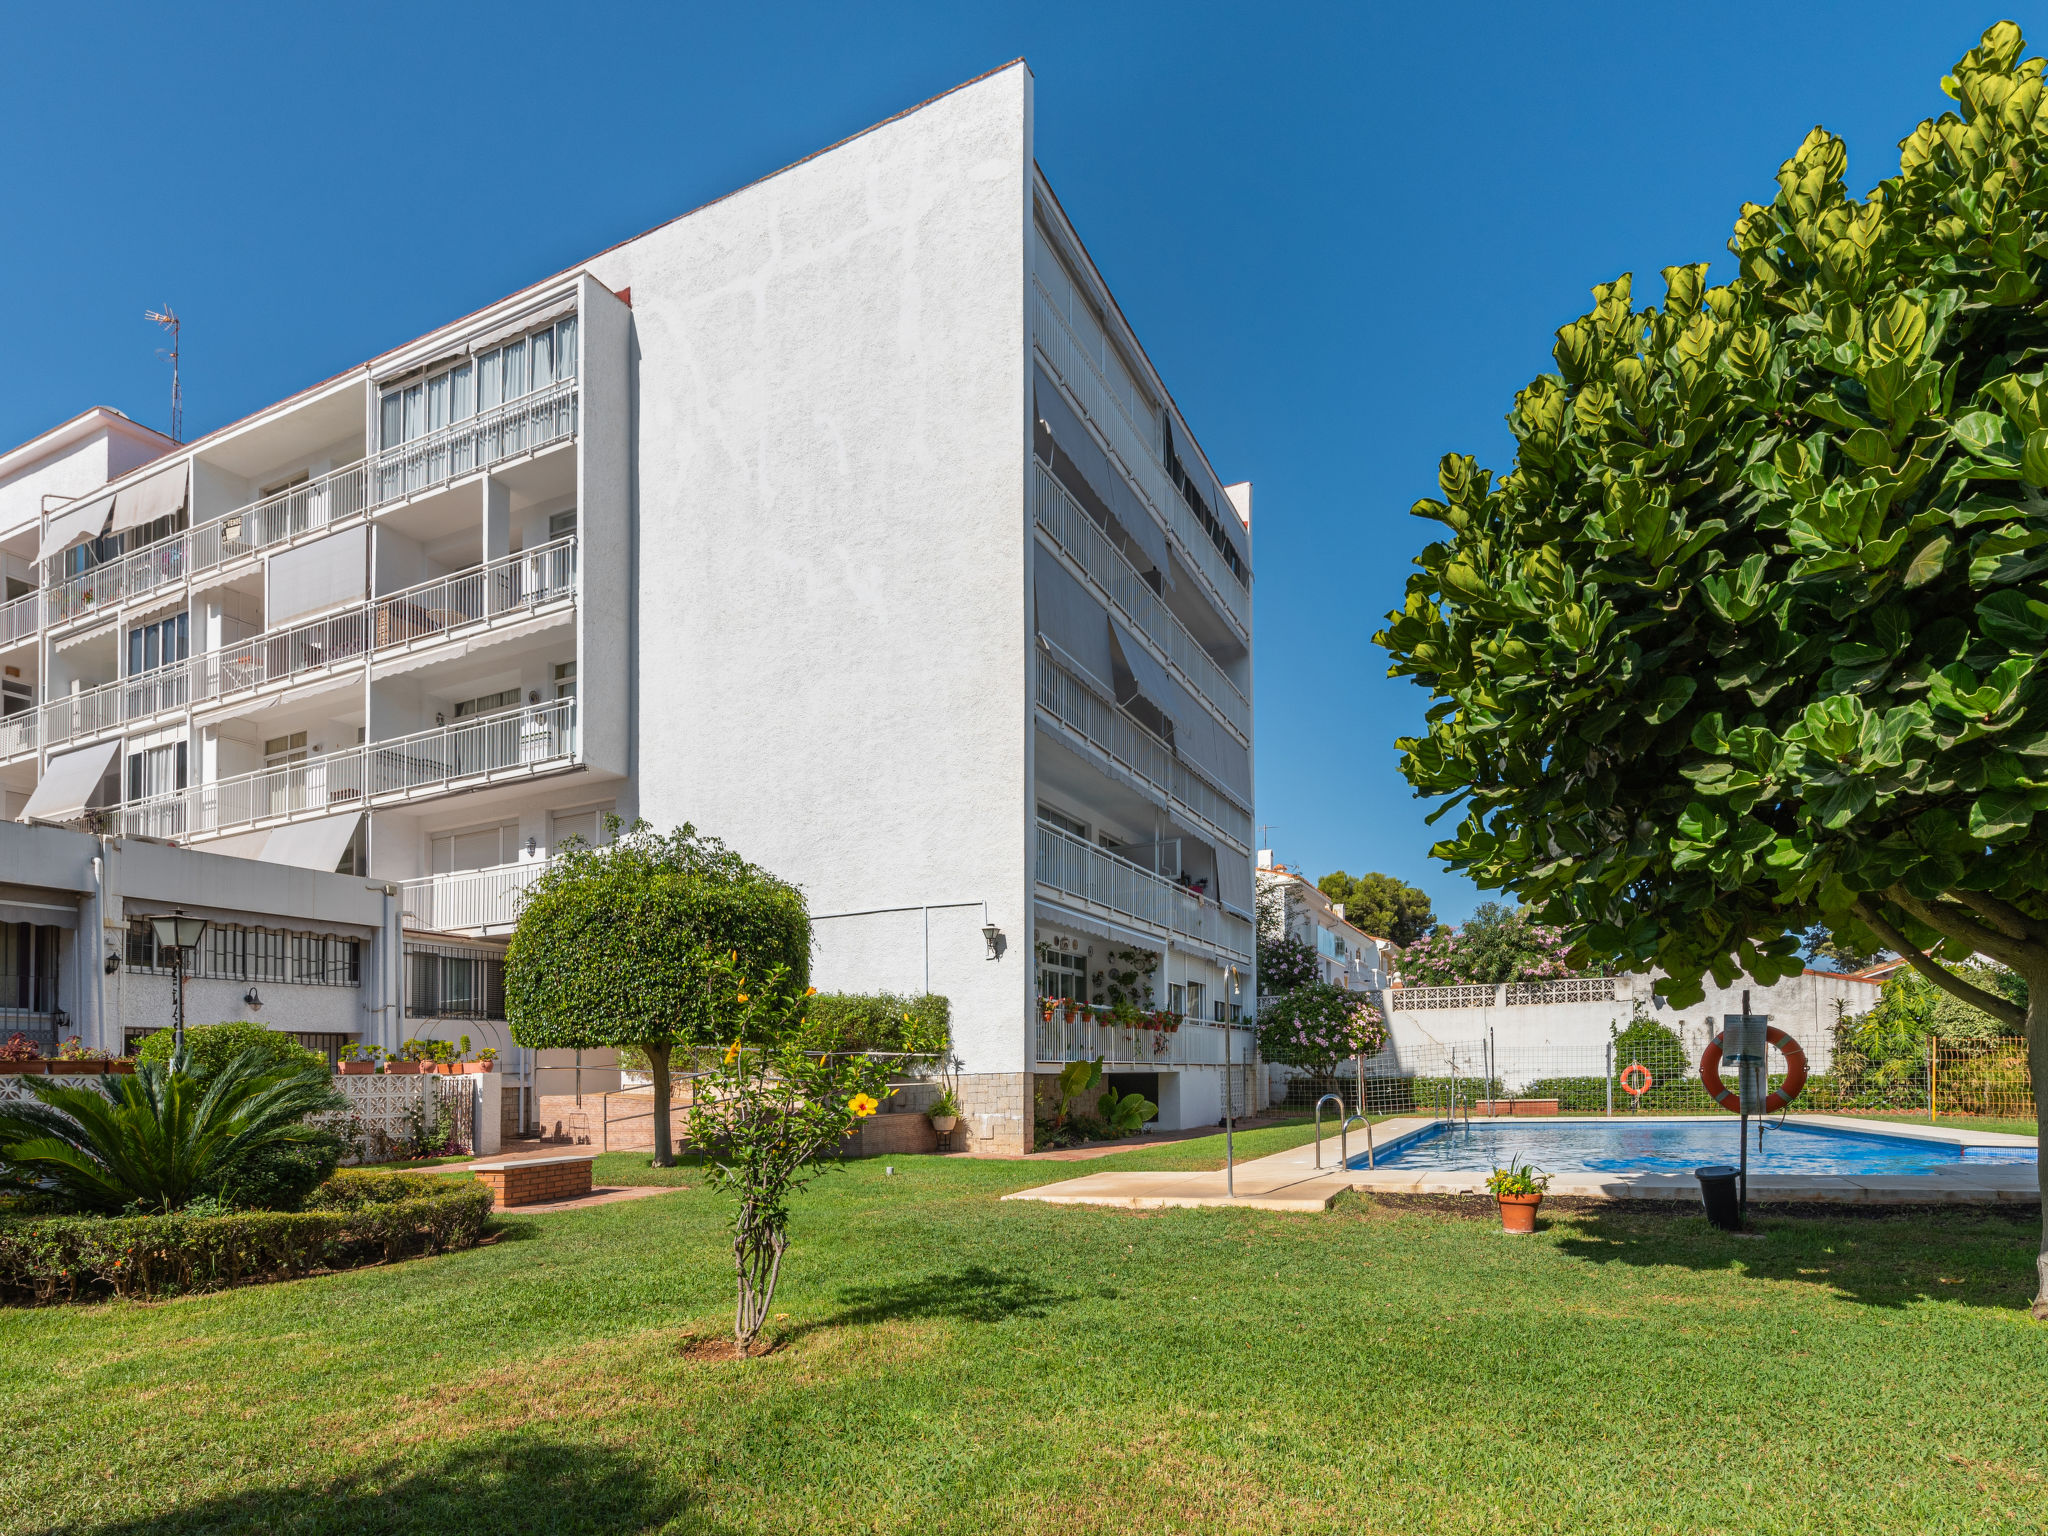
[0,1048,345,1213]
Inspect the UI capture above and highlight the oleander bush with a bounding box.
[0,1169,492,1302]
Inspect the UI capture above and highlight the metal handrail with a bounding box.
[1341,1112,1373,1170]
[1313,1092,1345,1169]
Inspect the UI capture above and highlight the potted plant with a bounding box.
[459,1044,495,1074]
[1486,1158,1551,1234]
[337,1042,377,1076]
[53,1038,109,1074]
[386,1041,424,1075]
[928,1086,961,1137]
[0,1033,44,1074]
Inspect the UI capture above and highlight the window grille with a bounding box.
[406,945,506,1019]
[126,918,360,986]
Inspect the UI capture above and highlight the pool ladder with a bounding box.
[1313,1094,1375,1170]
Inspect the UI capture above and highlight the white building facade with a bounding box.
[1255,857,1393,993]
[0,64,1255,1153]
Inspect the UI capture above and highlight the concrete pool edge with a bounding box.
[1002,1114,2042,1211]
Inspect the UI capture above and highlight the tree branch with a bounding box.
[1851,896,2027,1031]
[1884,886,2037,973]
[1947,888,2048,946]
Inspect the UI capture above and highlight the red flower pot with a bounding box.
[336,1060,376,1075]
[1497,1194,1543,1234]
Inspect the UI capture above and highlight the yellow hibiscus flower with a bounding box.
[849,1093,880,1118]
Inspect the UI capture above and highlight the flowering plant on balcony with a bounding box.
[54,1038,109,1061]
[0,1034,40,1063]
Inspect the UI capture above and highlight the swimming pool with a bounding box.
[1352,1118,2037,1177]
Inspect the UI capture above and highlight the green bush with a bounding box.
[799,993,950,1058]
[0,1170,492,1302]
[133,1022,325,1076]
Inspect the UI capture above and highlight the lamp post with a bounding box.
[148,910,210,1052]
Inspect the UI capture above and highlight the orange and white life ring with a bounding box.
[1619,1061,1653,1099]
[1699,1026,1808,1113]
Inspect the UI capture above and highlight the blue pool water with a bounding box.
[1353,1118,2036,1177]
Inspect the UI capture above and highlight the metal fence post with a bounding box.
[1605,1040,1613,1117]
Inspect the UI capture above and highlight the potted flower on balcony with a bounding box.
[337,1042,377,1076]
[459,1042,495,1074]
[386,1040,424,1075]
[0,1033,44,1074]
[53,1037,110,1074]
[1486,1158,1552,1234]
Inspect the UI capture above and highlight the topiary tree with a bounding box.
[504,821,810,1166]
[1256,984,1388,1073]
[1376,22,2048,1310]
[135,1022,324,1077]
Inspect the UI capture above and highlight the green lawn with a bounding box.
[5,1129,2047,1535]
[1842,1112,2040,1139]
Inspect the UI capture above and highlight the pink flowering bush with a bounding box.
[1256,984,1388,1072]
[1399,902,1578,987]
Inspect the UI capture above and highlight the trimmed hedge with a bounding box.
[0,1170,492,1303]
[800,992,950,1057]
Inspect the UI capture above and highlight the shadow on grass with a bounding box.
[793,1262,1087,1336]
[46,1440,706,1536]
[1547,1203,2043,1312]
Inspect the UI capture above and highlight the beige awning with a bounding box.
[107,462,188,536]
[38,493,114,561]
[19,739,121,824]
[258,810,362,873]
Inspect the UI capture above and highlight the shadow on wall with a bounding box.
[1547,1203,2042,1313]
[42,1441,711,1536]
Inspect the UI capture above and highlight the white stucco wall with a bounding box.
[586,64,1036,1078]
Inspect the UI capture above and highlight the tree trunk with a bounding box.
[2032,992,2048,1322]
[647,1040,673,1167]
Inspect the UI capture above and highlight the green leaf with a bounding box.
[1644,676,1697,724]
[1969,791,2036,842]
[1903,533,1952,587]
[1975,590,2048,650]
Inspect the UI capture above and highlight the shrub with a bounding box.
[134,1022,325,1077]
[1257,984,1387,1071]
[0,1170,493,1302]
[798,993,951,1059]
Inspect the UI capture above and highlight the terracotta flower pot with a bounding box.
[384,1061,422,1075]
[336,1060,376,1075]
[107,1060,135,1075]
[930,1114,958,1135]
[457,1060,490,1074]
[0,1060,45,1074]
[58,1060,106,1075]
[1497,1193,1543,1234]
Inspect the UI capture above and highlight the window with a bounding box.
[407,947,506,1019]
[547,509,577,542]
[549,804,615,853]
[553,661,576,701]
[0,922,59,1013]
[126,741,186,801]
[1038,804,1088,840]
[1038,947,1087,1003]
[126,918,360,986]
[264,732,308,769]
[452,688,520,720]
[1167,983,1185,1016]
[431,822,519,875]
[127,612,189,676]
[1186,982,1207,1022]
[259,471,309,500]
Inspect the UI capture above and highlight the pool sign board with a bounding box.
[1721,1014,1771,1114]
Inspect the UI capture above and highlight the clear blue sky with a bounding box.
[0,2,2004,924]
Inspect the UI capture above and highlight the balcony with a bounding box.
[400,859,551,934]
[1034,1013,1252,1069]
[41,381,578,630]
[1034,465,1249,740]
[0,591,38,648]
[121,699,578,841]
[0,538,578,766]
[1035,819,1252,964]
[1036,649,1251,849]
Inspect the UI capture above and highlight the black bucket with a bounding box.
[1695,1165,1740,1231]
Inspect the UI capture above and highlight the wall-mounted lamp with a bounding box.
[104,951,121,975]
[244,987,263,1008]
[982,923,1004,960]
[435,711,445,726]
[527,836,538,856]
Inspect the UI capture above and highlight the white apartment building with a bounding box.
[0,63,1256,1153]
[1256,857,1392,993]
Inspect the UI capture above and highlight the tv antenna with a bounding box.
[145,305,181,442]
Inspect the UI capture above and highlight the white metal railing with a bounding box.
[121,699,577,841]
[40,382,578,628]
[0,591,38,647]
[399,859,551,933]
[1035,820,1252,963]
[1034,466,1250,740]
[1036,649,1251,849]
[374,381,578,503]
[1034,1013,1254,1068]
[1032,277,1250,630]
[2,539,578,766]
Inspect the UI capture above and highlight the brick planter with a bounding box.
[468,1155,596,1208]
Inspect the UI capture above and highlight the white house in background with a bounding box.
[0,62,1256,1152]
[1256,855,1392,993]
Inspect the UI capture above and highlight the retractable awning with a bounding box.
[19,739,121,824]
[106,462,188,537]
[258,810,362,873]
[1035,544,1115,694]
[38,493,115,562]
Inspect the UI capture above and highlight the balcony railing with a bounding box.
[1033,278,1250,630]
[41,381,579,628]
[121,699,578,841]
[399,859,552,933]
[2,538,578,766]
[1034,1013,1253,1069]
[1034,465,1250,740]
[1036,649,1251,849]
[1035,819,1252,963]
[0,591,39,647]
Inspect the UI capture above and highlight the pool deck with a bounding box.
[1001,1114,2041,1213]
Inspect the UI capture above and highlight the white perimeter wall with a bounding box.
[587,65,1036,1077]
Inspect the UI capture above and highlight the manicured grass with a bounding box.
[5,1133,2046,1534]
[1844,1112,2040,1139]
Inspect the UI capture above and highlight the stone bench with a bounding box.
[468,1154,596,1208]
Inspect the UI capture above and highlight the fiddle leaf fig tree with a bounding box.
[1375,21,2048,1314]
[504,821,810,1166]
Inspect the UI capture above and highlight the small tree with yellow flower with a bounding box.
[689,950,893,1352]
